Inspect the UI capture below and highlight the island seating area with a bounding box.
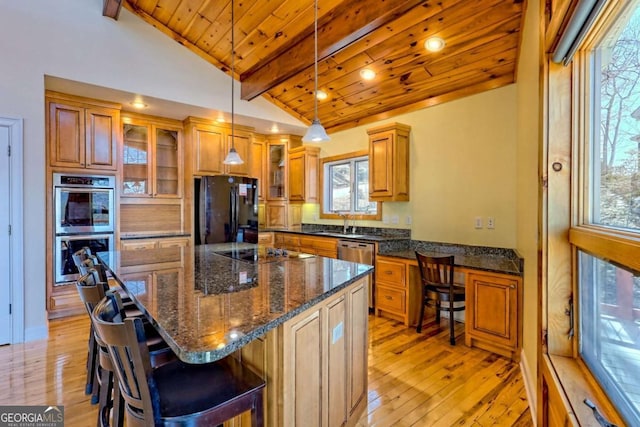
[0,310,532,426]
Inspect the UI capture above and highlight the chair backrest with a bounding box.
[79,256,110,285]
[76,270,107,319]
[92,291,159,426]
[414,252,455,287]
[72,247,92,270]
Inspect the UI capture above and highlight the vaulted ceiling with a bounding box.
[105,0,525,133]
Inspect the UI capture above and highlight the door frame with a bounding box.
[1,117,24,343]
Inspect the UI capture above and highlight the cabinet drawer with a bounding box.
[282,235,300,247]
[375,258,406,287]
[376,285,406,314]
[121,240,157,251]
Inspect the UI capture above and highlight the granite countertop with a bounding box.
[264,228,410,242]
[380,249,522,276]
[98,243,373,364]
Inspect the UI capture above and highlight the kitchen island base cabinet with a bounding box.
[464,271,521,361]
[233,276,369,427]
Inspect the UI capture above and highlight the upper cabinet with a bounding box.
[288,145,320,203]
[47,92,120,171]
[184,117,252,177]
[121,113,183,198]
[266,139,288,201]
[367,123,410,201]
[250,134,267,202]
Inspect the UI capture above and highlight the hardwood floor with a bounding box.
[0,314,532,426]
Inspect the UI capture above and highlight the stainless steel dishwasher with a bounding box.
[337,240,375,309]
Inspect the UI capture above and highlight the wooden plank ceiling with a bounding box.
[118,0,525,133]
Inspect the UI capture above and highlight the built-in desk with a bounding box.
[377,248,523,360]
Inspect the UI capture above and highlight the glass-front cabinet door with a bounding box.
[123,123,151,196]
[155,127,180,197]
[267,142,286,200]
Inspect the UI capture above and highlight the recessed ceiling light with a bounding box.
[130,100,147,109]
[316,90,328,101]
[360,68,376,80]
[270,124,280,133]
[424,36,445,52]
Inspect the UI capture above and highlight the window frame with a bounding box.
[318,150,381,220]
[543,1,640,425]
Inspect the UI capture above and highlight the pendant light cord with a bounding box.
[313,0,318,121]
[231,0,235,147]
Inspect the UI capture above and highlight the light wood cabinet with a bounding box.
[375,256,410,325]
[47,93,119,171]
[121,114,183,198]
[465,270,522,360]
[120,236,190,251]
[267,140,288,200]
[288,146,320,203]
[185,117,252,177]
[367,123,410,201]
[298,235,338,258]
[257,232,274,246]
[251,135,267,201]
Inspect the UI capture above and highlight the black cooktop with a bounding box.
[213,248,314,264]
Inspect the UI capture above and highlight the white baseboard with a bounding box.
[520,349,537,426]
[24,325,48,342]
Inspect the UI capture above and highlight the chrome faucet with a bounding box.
[339,212,350,234]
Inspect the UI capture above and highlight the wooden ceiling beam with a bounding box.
[102,0,123,20]
[239,0,428,101]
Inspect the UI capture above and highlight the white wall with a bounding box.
[0,0,302,338]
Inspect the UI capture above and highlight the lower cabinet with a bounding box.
[232,276,369,427]
[464,270,521,360]
[120,236,190,251]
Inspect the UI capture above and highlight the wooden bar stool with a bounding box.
[92,291,266,427]
[415,252,466,345]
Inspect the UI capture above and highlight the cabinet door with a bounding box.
[368,131,394,199]
[283,310,322,427]
[267,203,287,229]
[466,272,519,349]
[194,127,224,175]
[122,123,152,197]
[348,279,368,414]
[288,203,302,229]
[288,151,305,201]
[85,107,118,170]
[225,132,251,176]
[49,102,85,168]
[154,127,181,197]
[251,138,266,201]
[326,296,347,427]
[267,143,287,200]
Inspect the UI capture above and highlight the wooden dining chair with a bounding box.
[415,252,466,345]
[91,291,266,427]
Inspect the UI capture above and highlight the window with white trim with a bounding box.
[322,156,376,216]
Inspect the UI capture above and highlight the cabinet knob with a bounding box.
[384,270,393,275]
[385,296,393,300]
[510,284,516,289]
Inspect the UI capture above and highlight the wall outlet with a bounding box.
[383,215,389,224]
[405,215,412,225]
[391,215,399,224]
[487,217,495,229]
[474,216,483,229]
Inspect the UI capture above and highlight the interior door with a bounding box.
[0,124,11,344]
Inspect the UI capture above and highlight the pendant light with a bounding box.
[302,0,330,143]
[224,0,244,165]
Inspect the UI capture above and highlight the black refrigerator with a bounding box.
[194,175,259,244]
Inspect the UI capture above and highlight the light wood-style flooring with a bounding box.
[0,314,532,426]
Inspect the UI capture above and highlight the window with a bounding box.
[320,151,379,219]
[571,2,640,424]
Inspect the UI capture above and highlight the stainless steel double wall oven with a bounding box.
[53,173,115,283]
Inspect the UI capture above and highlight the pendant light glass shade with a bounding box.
[302,119,330,142]
[223,146,243,164]
[223,0,244,165]
[303,0,330,143]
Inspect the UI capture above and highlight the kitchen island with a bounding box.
[98,243,373,427]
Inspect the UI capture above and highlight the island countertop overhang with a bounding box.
[98,243,373,364]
